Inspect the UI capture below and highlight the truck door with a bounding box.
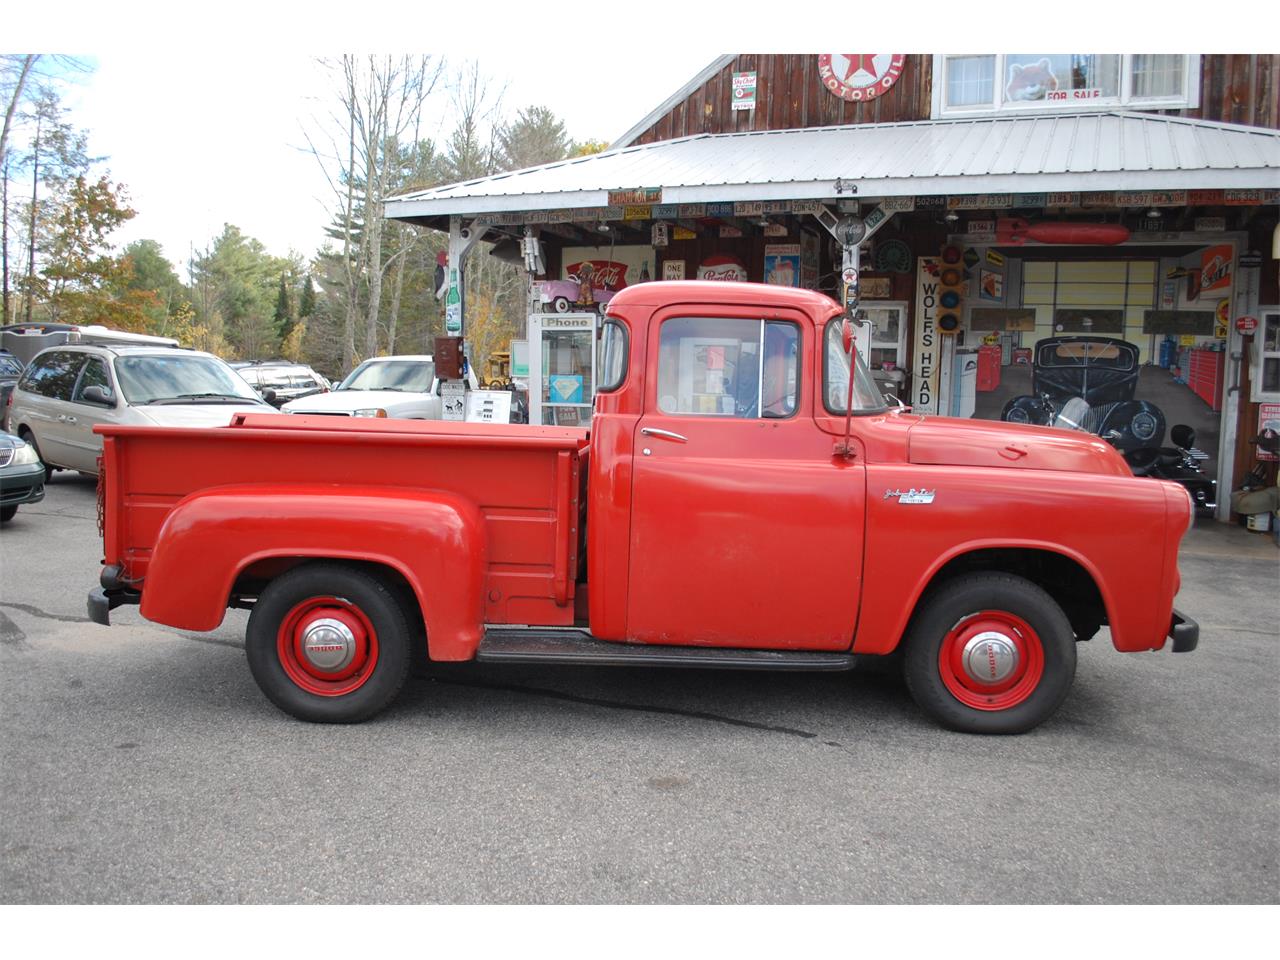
[627,311,865,651]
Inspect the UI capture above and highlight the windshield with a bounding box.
[339,359,435,392]
[823,319,888,414]
[114,354,264,404]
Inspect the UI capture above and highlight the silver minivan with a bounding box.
[4,344,277,478]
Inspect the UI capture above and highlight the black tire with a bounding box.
[552,296,570,313]
[245,562,414,723]
[18,428,54,483]
[0,504,16,522]
[902,573,1076,735]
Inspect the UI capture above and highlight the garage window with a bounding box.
[1255,309,1280,402]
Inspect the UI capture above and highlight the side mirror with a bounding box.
[841,317,854,355]
[262,389,278,404]
[81,384,114,406]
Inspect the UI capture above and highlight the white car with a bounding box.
[4,343,277,477]
[281,355,477,419]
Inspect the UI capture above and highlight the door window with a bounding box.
[656,317,799,419]
[20,351,85,400]
[73,357,111,403]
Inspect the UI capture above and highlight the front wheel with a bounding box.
[245,563,414,723]
[0,504,16,522]
[18,428,54,483]
[903,573,1076,734]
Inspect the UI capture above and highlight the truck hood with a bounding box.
[907,416,1131,477]
[282,390,434,416]
[133,402,277,427]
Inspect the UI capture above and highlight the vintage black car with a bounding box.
[1001,336,1165,453]
[1001,336,1214,510]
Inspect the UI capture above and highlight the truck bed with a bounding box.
[98,413,589,626]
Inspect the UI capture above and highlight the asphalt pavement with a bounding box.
[1,472,1276,904]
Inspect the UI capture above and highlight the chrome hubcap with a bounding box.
[301,617,357,672]
[961,631,1020,685]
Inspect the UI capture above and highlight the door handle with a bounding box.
[641,427,688,443]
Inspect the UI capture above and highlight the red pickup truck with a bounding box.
[89,282,1198,734]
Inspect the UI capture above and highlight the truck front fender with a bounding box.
[139,484,487,660]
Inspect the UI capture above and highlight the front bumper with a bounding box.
[0,460,46,508]
[1169,608,1199,653]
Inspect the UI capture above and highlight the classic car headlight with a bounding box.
[10,441,41,465]
[352,408,388,418]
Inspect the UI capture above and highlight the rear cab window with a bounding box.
[655,316,799,419]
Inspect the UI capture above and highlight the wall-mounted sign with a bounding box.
[563,246,654,290]
[873,239,913,274]
[732,71,757,111]
[763,223,789,237]
[818,54,906,102]
[652,222,669,247]
[967,220,995,234]
[912,257,941,414]
[1142,310,1217,336]
[734,201,764,217]
[623,205,652,220]
[706,202,734,217]
[881,196,915,212]
[672,226,696,241]
[697,256,748,282]
[986,249,1005,267]
[1237,315,1259,334]
[662,260,686,281]
[979,269,1004,303]
[970,308,1036,332]
[608,188,661,206]
[1054,309,1124,333]
[764,244,801,287]
[1200,244,1233,293]
[862,277,891,299]
[719,225,743,238]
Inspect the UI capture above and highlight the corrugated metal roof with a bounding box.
[384,112,1280,223]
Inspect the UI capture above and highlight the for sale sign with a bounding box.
[732,72,757,111]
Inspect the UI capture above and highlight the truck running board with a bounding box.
[477,628,856,671]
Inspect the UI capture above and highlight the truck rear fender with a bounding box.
[139,484,486,660]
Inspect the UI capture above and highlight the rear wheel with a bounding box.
[245,563,413,723]
[551,296,570,313]
[903,573,1076,734]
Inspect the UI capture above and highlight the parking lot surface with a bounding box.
[2,474,1277,903]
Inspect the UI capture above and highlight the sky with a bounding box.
[8,1,1231,274]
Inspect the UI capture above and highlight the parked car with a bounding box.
[281,355,477,419]
[532,276,616,314]
[5,343,277,477]
[232,361,331,407]
[0,428,45,522]
[0,349,23,411]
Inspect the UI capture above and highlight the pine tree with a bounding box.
[274,272,294,341]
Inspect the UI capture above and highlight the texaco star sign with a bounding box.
[818,54,907,102]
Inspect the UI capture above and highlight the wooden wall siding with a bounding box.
[632,54,933,145]
[631,54,1279,146]
[1179,55,1280,130]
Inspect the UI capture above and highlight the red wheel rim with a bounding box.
[938,610,1044,711]
[276,596,379,697]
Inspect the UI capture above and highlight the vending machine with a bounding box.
[527,312,598,427]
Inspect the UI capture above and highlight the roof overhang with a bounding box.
[385,112,1280,229]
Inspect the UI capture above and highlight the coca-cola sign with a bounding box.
[566,260,631,291]
[697,255,748,282]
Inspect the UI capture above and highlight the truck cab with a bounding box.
[89,282,1198,734]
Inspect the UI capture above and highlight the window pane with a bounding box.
[74,357,110,401]
[824,321,888,414]
[22,352,84,400]
[762,322,799,418]
[657,317,768,418]
[1262,358,1279,394]
[946,56,994,107]
[1131,54,1184,98]
[598,320,628,393]
[1262,316,1279,354]
[1005,54,1119,102]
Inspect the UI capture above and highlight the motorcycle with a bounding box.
[1121,424,1217,512]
